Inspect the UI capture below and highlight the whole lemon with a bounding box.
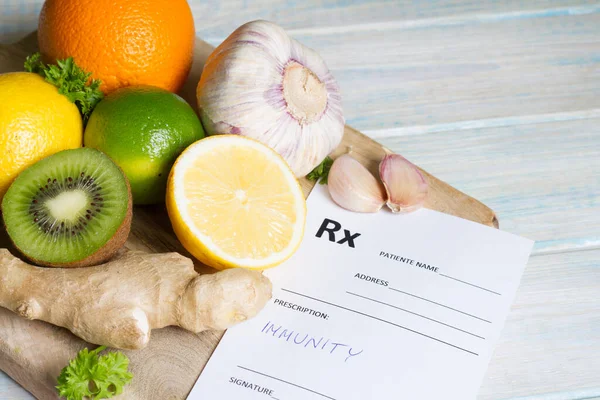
[0,72,82,202]
[84,86,204,205]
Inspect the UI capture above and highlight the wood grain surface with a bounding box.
[0,31,498,400]
[1,1,599,399]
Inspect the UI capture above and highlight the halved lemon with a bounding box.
[166,135,306,270]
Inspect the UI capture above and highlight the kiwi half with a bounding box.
[1,148,132,267]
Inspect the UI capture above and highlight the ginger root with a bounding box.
[0,249,272,350]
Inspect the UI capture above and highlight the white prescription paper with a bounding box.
[188,185,534,400]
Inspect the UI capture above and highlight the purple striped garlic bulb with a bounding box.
[196,20,345,177]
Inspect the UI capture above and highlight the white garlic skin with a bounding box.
[328,154,386,213]
[197,20,345,177]
[379,154,429,213]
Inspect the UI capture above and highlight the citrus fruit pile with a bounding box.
[0,0,308,271]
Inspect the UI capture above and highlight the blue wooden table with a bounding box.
[1,1,599,399]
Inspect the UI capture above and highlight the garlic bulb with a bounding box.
[328,154,386,213]
[197,20,345,177]
[379,154,428,213]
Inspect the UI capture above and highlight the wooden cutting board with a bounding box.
[0,33,498,400]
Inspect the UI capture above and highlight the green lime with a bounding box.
[84,85,204,204]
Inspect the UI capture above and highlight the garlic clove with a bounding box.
[379,154,428,213]
[328,154,386,213]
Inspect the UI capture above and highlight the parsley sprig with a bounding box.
[25,53,103,123]
[306,156,333,185]
[56,346,133,400]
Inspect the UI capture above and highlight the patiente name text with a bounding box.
[379,251,439,273]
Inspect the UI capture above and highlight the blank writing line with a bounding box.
[238,365,335,400]
[346,291,485,340]
[388,287,492,323]
[281,288,478,356]
[439,274,502,295]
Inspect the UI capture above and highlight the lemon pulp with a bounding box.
[167,135,306,270]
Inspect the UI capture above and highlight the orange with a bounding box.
[38,0,195,94]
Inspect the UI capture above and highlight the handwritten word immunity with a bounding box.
[261,321,363,363]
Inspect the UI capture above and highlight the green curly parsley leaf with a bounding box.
[56,346,133,400]
[306,156,334,185]
[24,52,44,74]
[24,52,103,123]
